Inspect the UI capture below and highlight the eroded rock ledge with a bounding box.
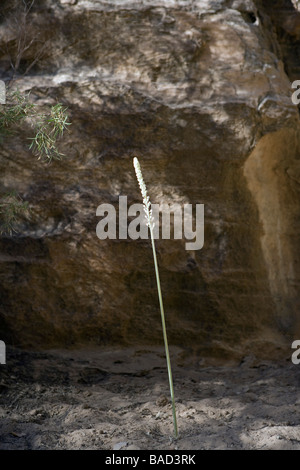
[0,0,299,359]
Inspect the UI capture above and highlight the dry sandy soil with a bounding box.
[0,346,299,450]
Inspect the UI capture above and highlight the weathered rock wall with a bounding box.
[0,0,299,359]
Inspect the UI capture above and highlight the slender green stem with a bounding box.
[149,225,178,438]
[133,156,178,438]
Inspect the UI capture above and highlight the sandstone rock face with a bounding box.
[0,0,299,359]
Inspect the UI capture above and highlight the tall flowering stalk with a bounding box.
[133,157,178,438]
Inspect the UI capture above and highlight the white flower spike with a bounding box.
[133,157,154,229]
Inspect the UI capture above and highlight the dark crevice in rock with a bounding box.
[240,11,257,24]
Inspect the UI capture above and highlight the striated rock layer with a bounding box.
[0,0,299,359]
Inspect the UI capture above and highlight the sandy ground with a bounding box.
[0,346,299,450]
